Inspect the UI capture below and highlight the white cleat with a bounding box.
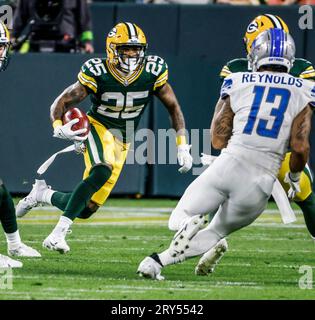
[137,256,165,280]
[169,215,208,259]
[0,253,23,268]
[8,243,41,258]
[16,179,50,218]
[42,234,70,254]
[195,238,228,276]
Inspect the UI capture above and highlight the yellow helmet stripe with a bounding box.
[264,14,283,29]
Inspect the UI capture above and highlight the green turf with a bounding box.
[0,200,314,300]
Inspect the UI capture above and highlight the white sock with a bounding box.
[5,230,22,250]
[51,216,73,239]
[42,189,55,205]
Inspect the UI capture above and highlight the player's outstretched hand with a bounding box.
[177,144,193,173]
[284,172,301,200]
[200,153,217,166]
[53,119,88,142]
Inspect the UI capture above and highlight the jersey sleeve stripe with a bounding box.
[220,66,231,78]
[78,73,97,93]
[156,70,168,83]
[300,70,315,76]
[220,71,231,78]
[300,72,315,79]
[305,66,315,72]
[79,71,97,85]
[153,78,168,90]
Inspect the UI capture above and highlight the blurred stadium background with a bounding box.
[1,2,314,197]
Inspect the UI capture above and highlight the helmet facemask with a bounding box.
[115,44,146,73]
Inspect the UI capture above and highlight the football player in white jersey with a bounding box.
[137,28,315,280]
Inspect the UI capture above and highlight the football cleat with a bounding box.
[8,243,41,258]
[42,234,70,254]
[195,238,228,276]
[0,254,23,268]
[169,215,208,259]
[16,179,50,217]
[137,256,164,280]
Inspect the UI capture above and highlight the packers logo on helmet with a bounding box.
[0,20,10,72]
[244,14,289,54]
[106,22,147,73]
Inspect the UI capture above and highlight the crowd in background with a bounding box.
[0,0,314,54]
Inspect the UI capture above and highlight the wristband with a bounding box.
[176,135,187,146]
[53,120,63,129]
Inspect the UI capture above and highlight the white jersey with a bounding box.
[220,71,315,176]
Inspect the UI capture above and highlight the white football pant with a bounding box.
[168,151,275,258]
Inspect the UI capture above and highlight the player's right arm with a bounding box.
[50,82,89,142]
[50,81,88,123]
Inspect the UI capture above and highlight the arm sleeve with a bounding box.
[153,59,168,91]
[299,64,315,82]
[309,85,315,108]
[219,64,232,81]
[220,77,234,100]
[77,60,98,94]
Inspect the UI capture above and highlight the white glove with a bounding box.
[200,153,217,166]
[74,141,86,154]
[177,144,193,173]
[53,118,87,142]
[284,172,301,200]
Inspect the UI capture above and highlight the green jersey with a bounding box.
[220,57,315,82]
[78,56,168,142]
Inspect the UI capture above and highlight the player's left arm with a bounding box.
[211,97,234,150]
[155,82,193,173]
[155,82,186,135]
[284,104,313,199]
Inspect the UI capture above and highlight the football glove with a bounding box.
[200,153,217,166]
[177,144,193,173]
[53,118,87,142]
[284,172,301,200]
[74,141,86,154]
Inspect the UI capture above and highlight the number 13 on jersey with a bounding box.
[243,85,291,139]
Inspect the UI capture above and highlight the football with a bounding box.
[63,107,90,137]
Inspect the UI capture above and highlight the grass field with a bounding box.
[0,199,315,300]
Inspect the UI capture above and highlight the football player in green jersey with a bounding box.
[16,22,193,253]
[0,21,41,268]
[194,14,315,276]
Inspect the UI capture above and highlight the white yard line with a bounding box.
[31,206,302,214]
